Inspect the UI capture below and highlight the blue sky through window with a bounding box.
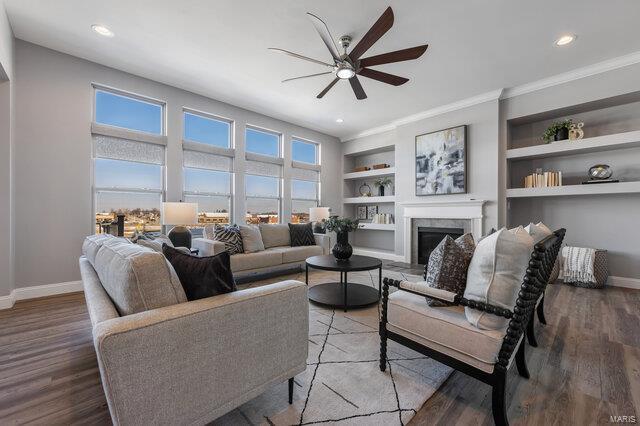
[95,90,162,135]
[184,112,230,148]
[292,140,317,164]
[246,128,280,157]
[95,158,162,190]
[246,174,279,198]
[184,168,231,194]
[292,179,317,200]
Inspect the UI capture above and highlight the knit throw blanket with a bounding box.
[562,246,596,283]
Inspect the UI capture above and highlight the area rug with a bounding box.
[213,269,452,425]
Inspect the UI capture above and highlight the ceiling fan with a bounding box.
[269,7,428,100]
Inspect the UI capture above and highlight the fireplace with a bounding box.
[417,226,464,265]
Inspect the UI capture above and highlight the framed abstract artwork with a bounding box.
[366,205,378,220]
[415,125,467,196]
[356,205,368,220]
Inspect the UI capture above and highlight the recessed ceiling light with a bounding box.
[555,34,575,46]
[92,24,114,37]
[336,118,344,123]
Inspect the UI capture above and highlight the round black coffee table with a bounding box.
[305,255,382,312]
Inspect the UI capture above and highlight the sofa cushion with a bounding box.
[387,289,506,373]
[424,233,475,307]
[239,224,265,253]
[82,234,129,265]
[137,234,190,254]
[92,240,187,316]
[525,222,553,244]
[463,227,534,330]
[214,224,244,255]
[288,223,315,247]
[230,250,283,272]
[163,245,236,301]
[259,224,290,248]
[268,245,323,263]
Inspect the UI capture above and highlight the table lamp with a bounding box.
[162,202,198,248]
[309,207,330,234]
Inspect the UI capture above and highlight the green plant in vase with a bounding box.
[373,177,393,196]
[542,119,573,143]
[324,217,359,260]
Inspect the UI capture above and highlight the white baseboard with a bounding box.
[0,280,83,310]
[607,276,640,290]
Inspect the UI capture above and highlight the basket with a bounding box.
[564,249,608,289]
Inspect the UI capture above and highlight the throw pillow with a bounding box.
[424,234,476,307]
[525,222,553,244]
[288,222,315,247]
[214,224,244,255]
[238,224,265,253]
[137,234,190,254]
[162,244,236,301]
[463,227,534,330]
[258,224,291,248]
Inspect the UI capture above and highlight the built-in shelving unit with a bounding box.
[343,167,396,180]
[506,181,640,198]
[343,196,396,204]
[342,144,398,261]
[358,223,395,231]
[506,130,640,160]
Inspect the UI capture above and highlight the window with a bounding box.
[291,179,319,223]
[183,111,231,148]
[95,89,163,135]
[292,139,318,164]
[245,127,280,157]
[93,87,166,237]
[182,111,234,225]
[245,174,281,224]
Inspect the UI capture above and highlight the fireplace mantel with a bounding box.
[401,200,486,263]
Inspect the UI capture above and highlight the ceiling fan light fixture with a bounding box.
[336,64,356,79]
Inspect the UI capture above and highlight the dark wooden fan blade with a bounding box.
[349,7,394,61]
[349,76,367,100]
[317,78,340,99]
[359,45,428,67]
[358,68,408,86]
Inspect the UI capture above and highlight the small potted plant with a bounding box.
[374,177,393,196]
[324,217,359,260]
[542,119,573,143]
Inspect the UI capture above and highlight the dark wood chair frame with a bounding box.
[380,229,565,426]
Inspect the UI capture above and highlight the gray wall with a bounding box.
[0,0,14,298]
[13,40,341,288]
[342,100,500,257]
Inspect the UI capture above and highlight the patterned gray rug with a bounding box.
[213,268,452,426]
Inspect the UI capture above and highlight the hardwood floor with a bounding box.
[0,274,638,425]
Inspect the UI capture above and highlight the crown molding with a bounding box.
[340,89,503,142]
[502,50,640,99]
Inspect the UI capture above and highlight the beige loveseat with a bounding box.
[192,224,331,279]
[79,234,309,425]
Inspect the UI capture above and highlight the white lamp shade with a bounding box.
[162,202,198,225]
[309,207,330,222]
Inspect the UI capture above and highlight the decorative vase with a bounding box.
[554,127,569,141]
[332,231,353,260]
[378,185,385,196]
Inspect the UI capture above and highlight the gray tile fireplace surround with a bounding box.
[411,218,472,265]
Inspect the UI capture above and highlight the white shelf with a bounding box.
[352,246,404,262]
[358,223,395,231]
[506,130,640,160]
[343,167,396,180]
[506,181,640,198]
[343,196,396,204]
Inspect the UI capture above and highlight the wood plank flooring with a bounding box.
[0,270,638,425]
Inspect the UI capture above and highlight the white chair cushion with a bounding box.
[463,227,534,330]
[387,290,506,373]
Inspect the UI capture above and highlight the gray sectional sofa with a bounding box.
[79,234,309,425]
[192,223,331,279]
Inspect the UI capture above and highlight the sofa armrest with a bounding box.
[314,233,331,255]
[398,280,457,303]
[93,280,308,425]
[191,237,225,256]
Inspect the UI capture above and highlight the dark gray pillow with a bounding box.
[163,245,236,301]
[425,233,475,307]
[214,224,243,255]
[288,223,315,247]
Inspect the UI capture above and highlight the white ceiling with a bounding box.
[6,0,640,139]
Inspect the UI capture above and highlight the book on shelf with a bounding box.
[523,171,563,188]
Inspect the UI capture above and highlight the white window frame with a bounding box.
[91,85,167,235]
[291,136,320,166]
[182,107,234,149]
[245,125,282,158]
